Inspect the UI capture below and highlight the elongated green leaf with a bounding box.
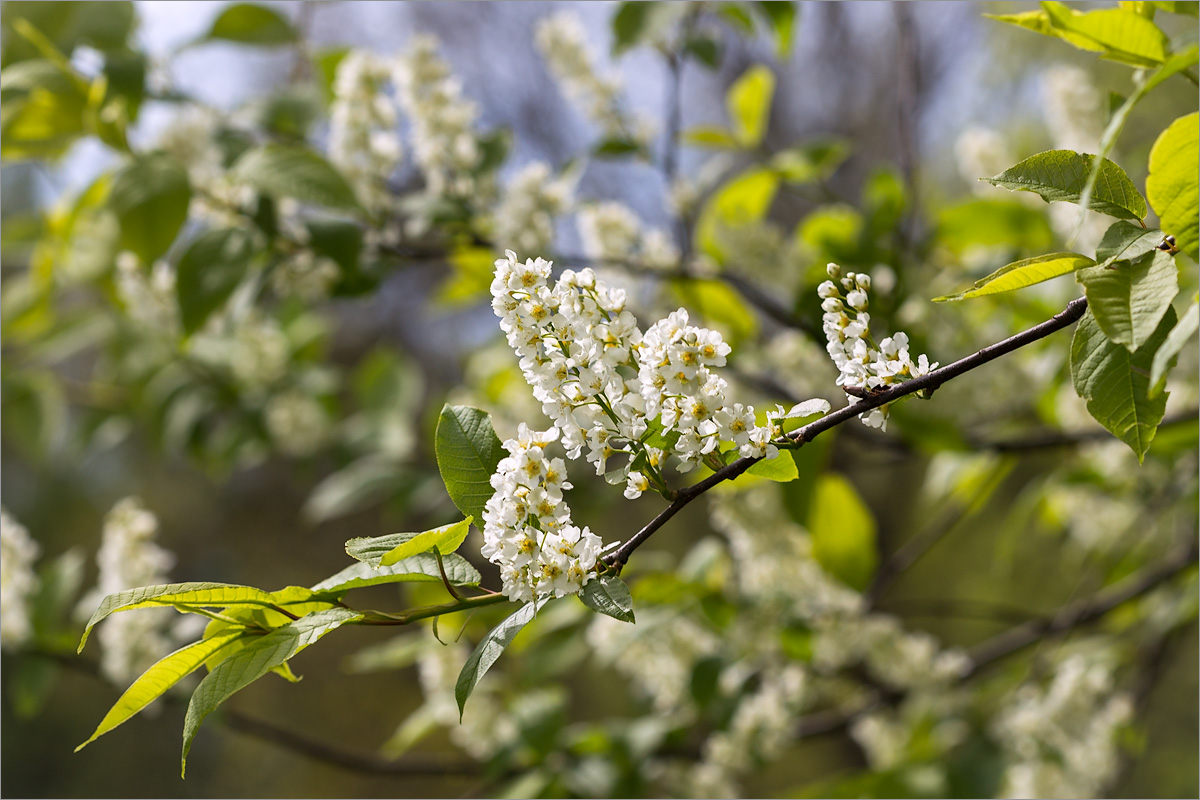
[808,474,877,591]
[77,629,245,751]
[984,10,1104,52]
[578,575,635,622]
[1071,307,1175,461]
[181,607,361,776]
[1150,298,1198,394]
[175,228,256,334]
[435,405,504,525]
[455,600,541,720]
[754,2,797,59]
[343,518,474,568]
[771,140,850,185]
[984,150,1148,220]
[1146,112,1199,261]
[311,553,481,595]
[681,125,739,149]
[204,3,296,45]
[108,154,191,263]
[231,144,359,210]
[934,252,1095,302]
[1077,249,1179,351]
[1042,2,1167,67]
[695,167,780,262]
[79,583,281,653]
[728,64,774,147]
[745,453,800,482]
[1096,221,1165,266]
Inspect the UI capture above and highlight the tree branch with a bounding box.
[605,296,1091,568]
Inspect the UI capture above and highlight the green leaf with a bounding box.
[311,553,481,595]
[231,144,360,210]
[936,199,1055,254]
[455,600,541,720]
[1096,220,1165,266]
[771,139,849,184]
[437,245,495,306]
[302,456,405,524]
[695,166,780,262]
[807,474,878,591]
[312,46,350,104]
[681,125,739,149]
[669,278,758,347]
[181,607,361,776]
[984,10,1106,52]
[175,228,256,334]
[1,2,135,67]
[1149,1,1198,14]
[934,253,1096,302]
[434,405,505,524]
[1041,2,1168,67]
[745,453,800,482]
[108,154,191,262]
[683,34,721,68]
[727,64,774,147]
[611,2,653,55]
[79,582,281,653]
[1146,112,1199,261]
[1077,249,1179,351]
[203,3,295,45]
[592,137,644,158]
[344,517,474,568]
[76,629,245,751]
[984,150,1148,220]
[578,575,635,623]
[753,2,797,59]
[1150,298,1198,394]
[1071,307,1176,461]
[0,59,88,160]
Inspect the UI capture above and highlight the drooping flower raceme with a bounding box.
[820,262,937,430]
[492,161,575,257]
[329,50,403,217]
[486,251,830,601]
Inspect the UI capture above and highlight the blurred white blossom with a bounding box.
[1,508,40,650]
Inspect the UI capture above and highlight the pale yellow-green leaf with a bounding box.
[1146,112,1199,261]
[934,253,1096,302]
[695,167,779,263]
[727,65,775,147]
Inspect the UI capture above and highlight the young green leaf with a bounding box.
[174,228,256,334]
[983,10,1105,52]
[770,140,850,184]
[311,553,481,596]
[669,279,759,347]
[727,64,775,148]
[108,154,191,263]
[1150,298,1198,395]
[1071,307,1176,461]
[231,144,360,210]
[455,600,542,720]
[694,167,780,263]
[1077,249,1178,351]
[808,474,878,591]
[753,2,797,59]
[202,3,296,45]
[79,583,283,653]
[344,517,474,568]
[181,607,362,777]
[934,253,1095,302]
[578,575,636,623]
[984,150,1148,220]
[1146,112,1198,261]
[1041,2,1168,67]
[681,125,740,149]
[76,629,246,752]
[1095,220,1165,266]
[745,453,800,482]
[435,405,504,524]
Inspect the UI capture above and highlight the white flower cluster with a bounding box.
[992,653,1133,799]
[155,107,254,228]
[91,498,176,683]
[189,310,291,396]
[1,508,40,650]
[953,125,1014,194]
[1041,64,1103,154]
[265,388,330,457]
[329,51,403,216]
[392,36,483,200]
[492,161,575,257]
[577,201,679,270]
[534,12,653,144]
[481,424,603,602]
[820,262,937,430]
[115,251,180,335]
[703,664,807,774]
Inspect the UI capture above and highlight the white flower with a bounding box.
[329,50,403,216]
[492,161,575,256]
[1,509,40,650]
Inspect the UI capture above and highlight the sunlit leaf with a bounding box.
[1146,112,1199,260]
[807,474,877,591]
[435,405,504,525]
[695,167,779,262]
[727,64,774,147]
[578,575,635,623]
[344,517,473,567]
[934,253,1095,302]
[456,600,541,720]
[984,149,1147,220]
[1077,249,1178,351]
[311,553,481,595]
[745,453,800,482]
[1041,1,1167,67]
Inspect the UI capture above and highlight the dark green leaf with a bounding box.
[108,154,191,263]
[578,575,635,623]
[1095,220,1164,265]
[204,3,296,45]
[683,34,721,68]
[1077,249,1178,351]
[435,405,504,524]
[1150,298,1198,394]
[456,600,540,720]
[175,228,257,334]
[753,2,797,59]
[1070,306,1176,461]
[231,144,360,210]
[984,149,1148,220]
[311,553,481,595]
[181,608,361,776]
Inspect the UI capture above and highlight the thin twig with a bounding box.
[605,297,1090,568]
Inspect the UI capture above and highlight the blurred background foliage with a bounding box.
[0,1,1197,797]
